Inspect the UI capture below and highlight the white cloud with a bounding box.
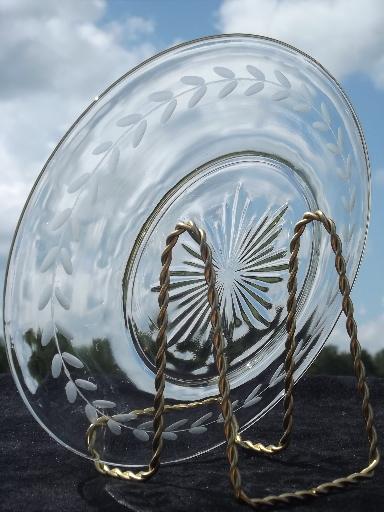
[107,15,155,41]
[358,313,384,353]
[374,168,384,186]
[327,313,384,354]
[217,0,384,88]
[0,0,156,315]
[358,305,367,317]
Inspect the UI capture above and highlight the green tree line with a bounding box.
[308,344,384,377]
[0,335,383,377]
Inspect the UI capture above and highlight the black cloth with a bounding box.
[0,374,383,512]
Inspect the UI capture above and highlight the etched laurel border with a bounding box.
[35,63,356,440]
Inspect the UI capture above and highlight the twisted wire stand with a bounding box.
[87,210,380,508]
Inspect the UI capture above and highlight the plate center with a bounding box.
[125,152,315,388]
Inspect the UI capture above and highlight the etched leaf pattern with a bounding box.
[245,82,264,96]
[38,283,53,310]
[213,66,235,79]
[85,404,98,423]
[116,113,143,127]
[165,419,188,431]
[162,431,177,440]
[60,248,73,275]
[68,173,91,193]
[65,381,77,403]
[41,321,54,347]
[40,247,60,273]
[320,102,331,124]
[218,80,237,98]
[188,84,207,108]
[269,362,285,387]
[132,119,147,148]
[55,286,70,310]
[190,412,213,428]
[112,412,137,422]
[75,379,97,391]
[274,70,291,89]
[149,90,173,102]
[50,209,72,231]
[62,352,84,368]
[246,65,265,81]
[189,426,207,435]
[92,400,116,409]
[137,420,154,430]
[243,384,262,406]
[161,98,177,124]
[92,141,112,155]
[133,429,149,442]
[51,353,62,378]
[107,419,122,435]
[272,90,290,101]
[312,102,356,220]
[180,75,205,86]
[242,395,262,408]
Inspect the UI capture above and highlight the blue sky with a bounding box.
[105,0,223,43]
[0,0,383,353]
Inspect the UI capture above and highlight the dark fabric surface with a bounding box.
[0,373,383,512]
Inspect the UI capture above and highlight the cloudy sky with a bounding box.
[1,0,383,353]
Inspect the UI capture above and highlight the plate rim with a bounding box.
[2,33,371,466]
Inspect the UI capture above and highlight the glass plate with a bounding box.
[4,34,370,467]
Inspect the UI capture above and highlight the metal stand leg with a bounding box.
[86,212,380,509]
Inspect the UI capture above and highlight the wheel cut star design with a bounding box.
[152,185,289,352]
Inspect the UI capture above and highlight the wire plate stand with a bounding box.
[87,210,380,509]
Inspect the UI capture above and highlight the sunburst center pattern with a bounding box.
[151,185,289,371]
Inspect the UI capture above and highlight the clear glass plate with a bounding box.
[3,34,370,467]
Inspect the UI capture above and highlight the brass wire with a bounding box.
[86,211,380,508]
